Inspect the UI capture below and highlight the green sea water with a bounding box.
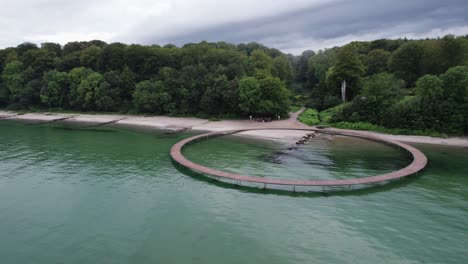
[0,121,467,263]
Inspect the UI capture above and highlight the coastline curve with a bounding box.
[170,128,428,192]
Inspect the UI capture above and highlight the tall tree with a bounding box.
[293,50,315,90]
[327,44,365,101]
[76,72,115,111]
[389,42,423,86]
[80,46,102,70]
[440,66,468,103]
[272,55,293,86]
[98,43,126,72]
[68,67,94,109]
[133,80,174,114]
[238,77,262,115]
[1,61,25,104]
[238,76,289,116]
[365,49,390,75]
[40,70,70,107]
[441,35,463,70]
[41,42,62,57]
[248,50,273,78]
[415,75,443,102]
[341,73,403,124]
[16,42,38,56]
[308,48,336,84]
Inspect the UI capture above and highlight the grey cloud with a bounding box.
[1,0,467,54]
[135,0,468,53]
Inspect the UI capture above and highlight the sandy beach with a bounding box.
[1,110,467,147]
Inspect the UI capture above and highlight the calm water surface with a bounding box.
[0,121,467,263]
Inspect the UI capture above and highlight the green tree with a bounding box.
[238,76,289,116]
[440,66,468,103]
[41,70,70,107]
[76,72,114,111]
[80,46,102,70]
[98,43,126,72]
[389,42,423,86]
[20,49,56,78]
[125,44,152,81]
[293,50,315,89]
[419,40,444,75]
[365,49,390,75]
[119,66,136,102]
[57,52,81,72]
[415,75,443,101]
[327,44,365,101]
[63,41,88,55]
[0,83,8,106]
[1,48,19,65]
[238,77,262,114]
[342,73,403,124]
[1,61,25,104]
[16,42,38,56]
[248,50,273,78]
[441,35,463,70]
[360,73,403,105]
[308,48,336,84]
[68,67,94,108]
[258,76,290,115]
[41,42,62,57]
[133,80,174,114]
[200,75,229,115]
[272,55,293,86]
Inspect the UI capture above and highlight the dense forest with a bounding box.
[0,35,467,134]
[0,41,291,118]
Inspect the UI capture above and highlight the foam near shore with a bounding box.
[1,110,467,147]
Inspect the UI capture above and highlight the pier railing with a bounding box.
[170,128,428,192]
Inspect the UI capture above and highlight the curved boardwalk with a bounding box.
[170,128,428,192]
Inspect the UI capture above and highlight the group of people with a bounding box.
[249,115,281,122]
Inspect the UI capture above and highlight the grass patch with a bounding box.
[289,105,302,113]
[319,103,349,124]
[298,109,321,126]
[316,103,450,137]
[331,121,448,138]
[399,95,416,104]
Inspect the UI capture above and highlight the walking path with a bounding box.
[1,109,467,146]
[170,128,428,192]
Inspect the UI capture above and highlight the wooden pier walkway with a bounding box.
[170,128,428,192]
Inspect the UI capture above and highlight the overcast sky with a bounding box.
[1,0,467,54]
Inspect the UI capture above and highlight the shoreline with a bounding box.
[1,110,467,147]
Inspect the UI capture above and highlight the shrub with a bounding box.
[306,95,341,111]
[289,105,302,113]
[298,108,320,126]
[331,121,448,138]
[320,103,348,124]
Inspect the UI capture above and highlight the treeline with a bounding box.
[292,35,468,134]
[1,36,468,134]
[0,41,291,117]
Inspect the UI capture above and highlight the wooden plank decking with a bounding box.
[170,128,428,191]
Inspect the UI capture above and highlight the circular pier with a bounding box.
[170,128,428,192]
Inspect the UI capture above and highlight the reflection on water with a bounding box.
[0,120,467,264]
[184,134,411,180]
